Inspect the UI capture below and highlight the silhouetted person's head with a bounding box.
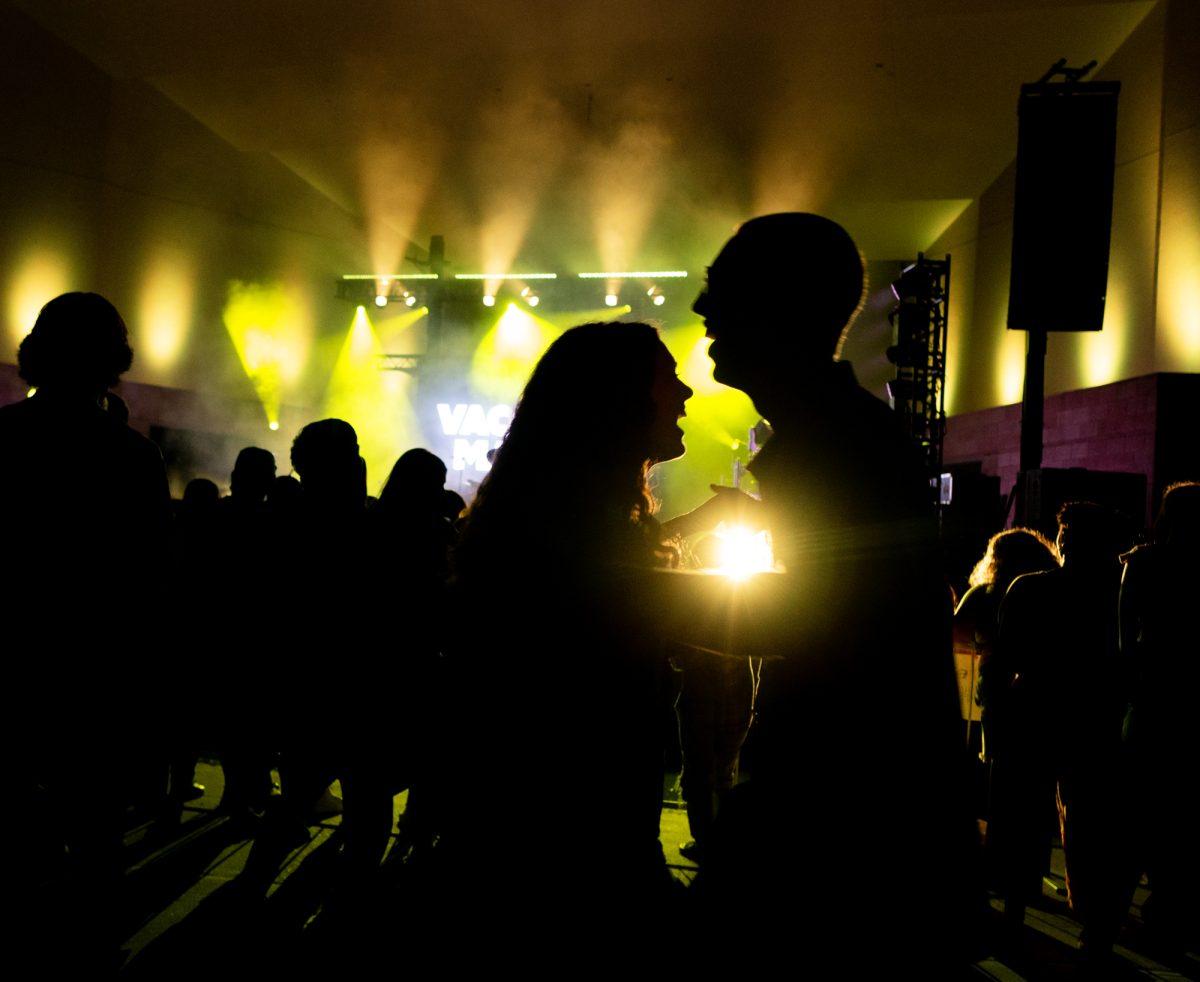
[230,447,277,504]
[1155,480,1200,548]
[290,419,365,511]
[969,527,1059,591]
[441,489,467,524]
[505,321,692,473]
[380,449,448,516]
[18,292,134,400]
[460,321,691,567]
[181,478,220,518]
[269,474,303,514]
[693,213,865,402]
[1056,501,1128,570]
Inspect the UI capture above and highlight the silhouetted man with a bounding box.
[993,502,1130,963]
[2,292,170,968]
[213,448,277,812]
[245,420,393,892]
[692,215,975,965]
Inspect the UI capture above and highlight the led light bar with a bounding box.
[577,271,688,279]
[341,273,440,280]
[454,273,559,281]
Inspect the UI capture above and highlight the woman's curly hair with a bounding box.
[456,321,667,577]
[17,292,133,390]
[968,527,1059,590]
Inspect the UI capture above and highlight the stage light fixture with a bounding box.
[653,294,666,306]
[374,294,388,308]
[483,294,496,307]
[341,273,439,280]
[269,421,280,431]
[455,273,558,281]
[405,294,417,307]
[605,293,619,307]
[527,294,540,307]
[578,271,688,279]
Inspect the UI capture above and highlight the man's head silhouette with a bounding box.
[693,213,865,402]
[290,419,365,511]
[18,292,134,398]
[230,447,277,503]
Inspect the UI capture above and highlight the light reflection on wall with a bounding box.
[996,328,1026,405]
[1158,201,1200,369]
[137,251,195,374]
[1080,288,1129,388]
[6,249,72,353]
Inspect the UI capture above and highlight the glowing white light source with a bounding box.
[405,294,417,307]
[710,523,775,581]
[26,387,37,398]
[269,421,280,431]
[456,273,558,281]
[653,294,666,306]
[483,294,496,307]
[527,295,540,307]
[605,293,619,307]
[578,271,688,279]
[374,294,388,308]
[341,273,439,280]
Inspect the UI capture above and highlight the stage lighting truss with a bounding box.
[338,268,688,311]
[379,354,423,375]
[338,274,437,307]
[886,253,951,485]
[580,271,686,309]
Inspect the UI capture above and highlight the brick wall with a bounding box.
[944,372,1198,524]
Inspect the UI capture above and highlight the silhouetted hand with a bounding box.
[662,485,763,539]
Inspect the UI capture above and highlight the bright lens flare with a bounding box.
[710,523,775,581]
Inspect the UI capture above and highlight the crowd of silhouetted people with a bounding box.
[956,490,1200,971]
[6,215,1197,976]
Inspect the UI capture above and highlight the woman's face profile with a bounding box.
[647,341,693,463]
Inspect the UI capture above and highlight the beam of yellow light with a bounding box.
[137,250,195,375]
[323,306,422,496]
[356,132,441,276]
[222,280,312,427]
[474,83,569,300]
[470,303,562,403]
[375,304,429,352]
[590,119,672,275]
[6,249,72,352]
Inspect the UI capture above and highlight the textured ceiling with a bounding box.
[11,0,1155,268]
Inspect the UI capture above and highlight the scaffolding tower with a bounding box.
[886,253,951,494]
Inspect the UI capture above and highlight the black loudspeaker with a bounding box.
[1020,467,1146,540]
[1008,80,1120,332]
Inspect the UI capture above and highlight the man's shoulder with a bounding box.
[1005,568,1061,604]
[0,396,36,424]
